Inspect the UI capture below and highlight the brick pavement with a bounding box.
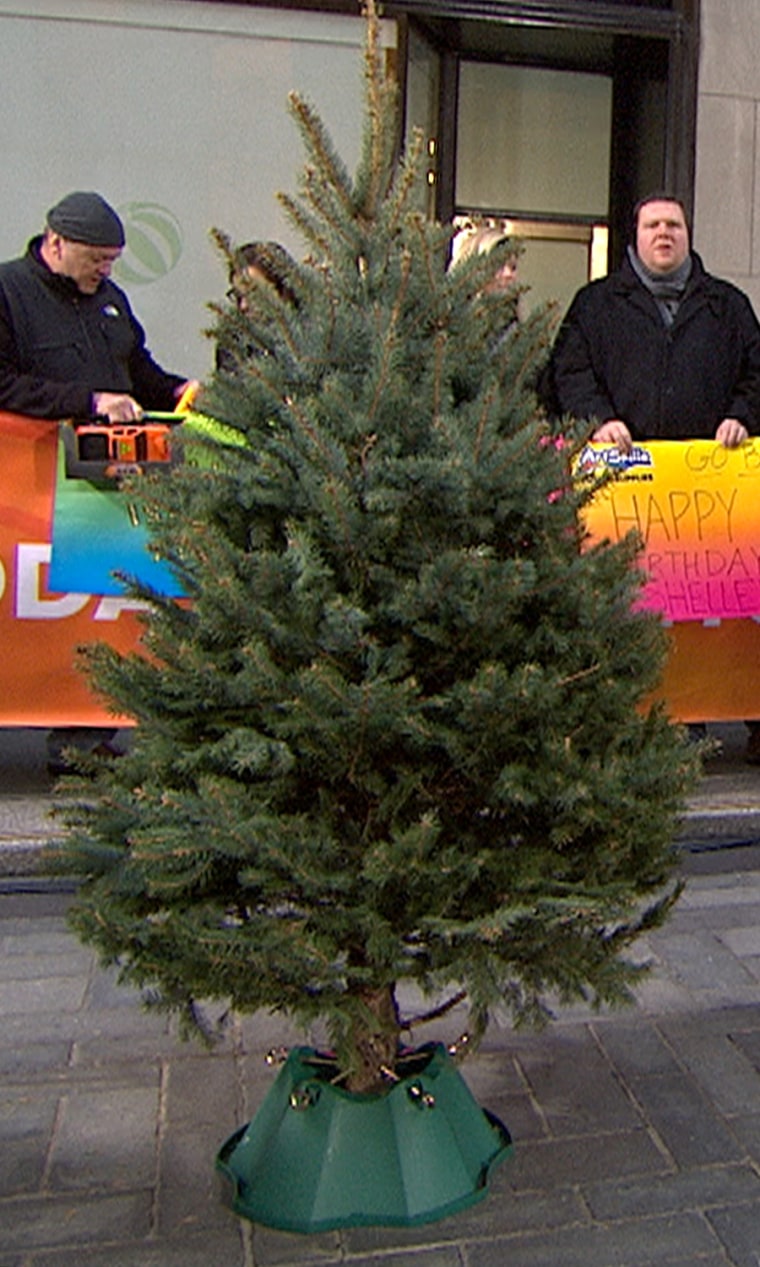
[3,724,760,1264]
[2,849,760,1266]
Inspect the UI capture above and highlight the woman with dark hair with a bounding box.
[216,240,298,373]
[227,241,297,311]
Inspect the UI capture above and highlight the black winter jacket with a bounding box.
[546,251,760,439]
[0,237,185,420]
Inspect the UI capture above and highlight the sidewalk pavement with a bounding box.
[3,722,760,866]
[2,725,760,1265]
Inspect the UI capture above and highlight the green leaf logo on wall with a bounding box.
[113,202,183,285]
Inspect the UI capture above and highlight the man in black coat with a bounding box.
[546,193,760,452]
[0,191,196,774]
[0,190,193,422]
[546,193,760,759]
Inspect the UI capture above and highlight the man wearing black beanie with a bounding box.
[0,190,195,422]
[0,192,197,774]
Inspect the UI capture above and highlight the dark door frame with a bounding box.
[238,0,699,266]
[392,0,699,268]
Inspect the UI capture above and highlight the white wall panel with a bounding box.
[0,1,394,374]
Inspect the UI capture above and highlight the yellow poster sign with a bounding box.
[578,439,760,623]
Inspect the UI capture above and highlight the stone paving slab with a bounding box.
[3,723,760,1265]
[2,862,760,1266]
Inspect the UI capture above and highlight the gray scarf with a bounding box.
[627,244,693,327]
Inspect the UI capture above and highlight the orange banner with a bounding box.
[0,412,144,725]
[659,619,760,723]
[1,415,759,725]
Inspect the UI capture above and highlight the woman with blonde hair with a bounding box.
[451,224,518,294]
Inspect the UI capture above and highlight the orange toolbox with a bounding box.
[61,415,181,481]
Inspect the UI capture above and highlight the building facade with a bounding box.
[0,0,752,372]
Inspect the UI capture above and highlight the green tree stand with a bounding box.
[216,1044,512,1232]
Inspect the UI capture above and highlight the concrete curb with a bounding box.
[3,725,760,875]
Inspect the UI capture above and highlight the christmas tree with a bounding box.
[54,2,697,1095]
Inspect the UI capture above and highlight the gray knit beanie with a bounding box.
[46,192,125,248]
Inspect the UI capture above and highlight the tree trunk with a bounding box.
[346,984,401,1094]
